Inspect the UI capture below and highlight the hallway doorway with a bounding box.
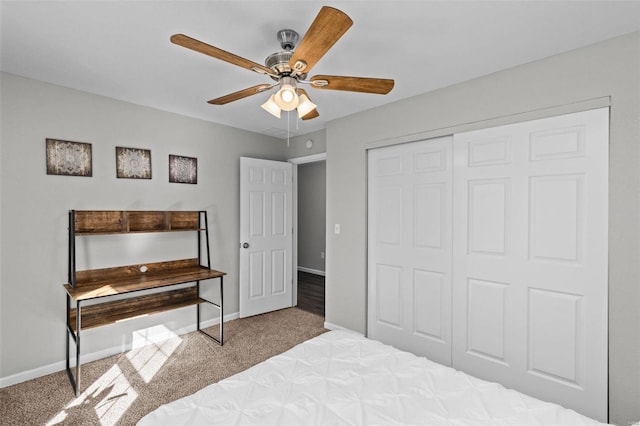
[291,154,326,318]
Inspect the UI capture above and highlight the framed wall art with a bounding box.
[46,138,93,177]
[169,154,197,184]
[116,147,152,179]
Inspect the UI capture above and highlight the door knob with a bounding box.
[242,242,250,249]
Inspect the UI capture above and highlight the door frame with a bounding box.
[288,152,327,307]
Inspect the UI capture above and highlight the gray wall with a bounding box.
[0,73,284,380]
[325,32,639,425]
[297,161,326,273]
[283,129,327,159]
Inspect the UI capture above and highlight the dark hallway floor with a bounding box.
[297,271,325,316]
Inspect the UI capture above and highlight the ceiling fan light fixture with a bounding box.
[297,93,317,118]
[274,77,299,111]
[173,7,394,123]
[261,94,281,118]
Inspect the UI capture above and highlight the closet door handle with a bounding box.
[242,242,250,249]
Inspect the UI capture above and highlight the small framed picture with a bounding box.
[116,147,152,179]
[169,155,197,184]
[46,139,93,177]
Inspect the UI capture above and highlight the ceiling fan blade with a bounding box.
[208,84,273,105]
[289,6,353,75]
[301,108,320,120]
[171,34,273,75]
[297,89,319,120]
[310,75,395,94]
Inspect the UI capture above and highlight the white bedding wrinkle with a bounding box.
[137,330,606,426]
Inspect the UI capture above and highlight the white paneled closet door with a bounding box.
[368,136,453,366]
[452,108,608,422]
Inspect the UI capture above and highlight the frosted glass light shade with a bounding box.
[297,94,317,118]
[281,88,295,103]
[274,86,298,111]
[261,94,281,118]
[273,77,299,111]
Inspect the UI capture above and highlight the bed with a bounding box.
[137,330,605,425]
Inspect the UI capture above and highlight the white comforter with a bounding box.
[138,330,605,425]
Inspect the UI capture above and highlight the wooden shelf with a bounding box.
[73,210,203,235]
[68,287,207,331]
[65,258,225,301]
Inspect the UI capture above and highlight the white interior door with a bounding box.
[367,136,453,366]
[239,157,293,318]
[451,108,608,422]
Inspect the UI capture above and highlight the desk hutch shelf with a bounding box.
[64,210,225,395]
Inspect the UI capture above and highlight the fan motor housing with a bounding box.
[265,51,307,80]
[264,29,308,80]
[265,51,293,74]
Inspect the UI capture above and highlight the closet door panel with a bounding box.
[413,269,446,342]
[452,108,608,422]
[467,178,510,255]
[466,278,509,365]
[368,136,453,366]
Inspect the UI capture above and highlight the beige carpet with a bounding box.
[0,307,326,425]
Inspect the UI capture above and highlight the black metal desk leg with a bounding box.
[76,300,81,396]
[219,276,224,345]
[196,281,201,332]
[65,300,80,396]
[66,295,70,373]
[196,276,224,345]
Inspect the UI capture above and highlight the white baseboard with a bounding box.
[0,311,239,389]
[297,266,325,276]
[323,321,364,336]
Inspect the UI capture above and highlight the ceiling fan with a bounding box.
[170,6,394,120]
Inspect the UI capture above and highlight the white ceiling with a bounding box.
[2,1,640,139]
